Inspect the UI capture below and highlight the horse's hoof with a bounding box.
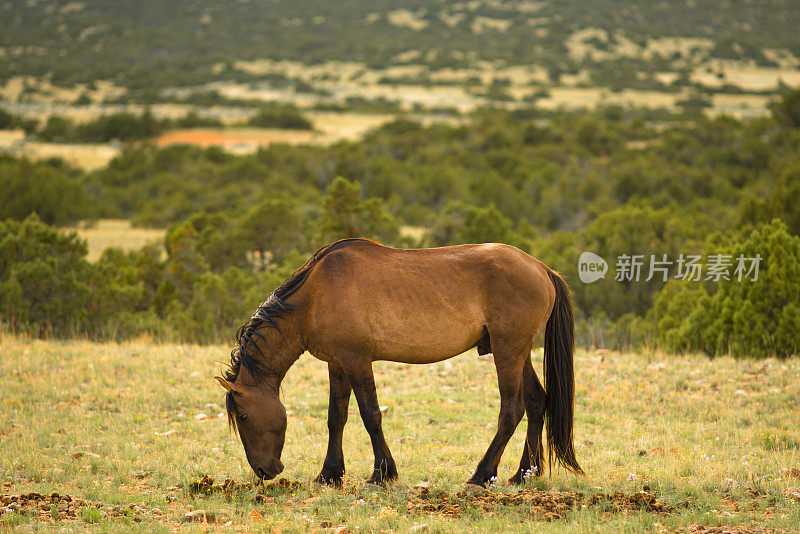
[363,481,385,490]
[508,474,523,485]
[462,482,487,492]
[314,473,343,487]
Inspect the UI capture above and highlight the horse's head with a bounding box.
[215,376,287,480]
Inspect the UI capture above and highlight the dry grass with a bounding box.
[387,9,429,31]
[692,60,800,92]
[1,334,799,532]
[0,76,125,105]
[12,141,119,171]
[68,220,166,262]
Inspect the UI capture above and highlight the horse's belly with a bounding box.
[359,304,485,364]
[307,298,485,364]
[371,321,485,364]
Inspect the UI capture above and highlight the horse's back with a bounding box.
[302,240,554,364]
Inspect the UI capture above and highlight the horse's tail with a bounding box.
[543,268,584,475]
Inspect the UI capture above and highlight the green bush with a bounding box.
[650,220,800,358]
[0,157,93,225]
[0,215,137,336]
[432,200,527,248]
[318,177,398,244]
[533,202,705,319]
[248,104,313,130]
[37,111,164,143]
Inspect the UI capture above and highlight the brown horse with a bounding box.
[215,238,583,487]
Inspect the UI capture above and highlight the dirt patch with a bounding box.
[407,486,674,520]
[188,475,301,501]
[155,128,319,150]
[684,525,783,534]
[0,492,145,523]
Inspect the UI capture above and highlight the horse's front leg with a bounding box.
[346,361,398,485]
[314,363,351,486]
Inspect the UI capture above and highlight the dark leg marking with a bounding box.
[467,350,526,487]
[509,356,547,484]
[348,366,398,485]
[314,364,352,486]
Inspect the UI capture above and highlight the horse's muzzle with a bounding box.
[256,459,284,480]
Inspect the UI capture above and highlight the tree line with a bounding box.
[2,91,800,357]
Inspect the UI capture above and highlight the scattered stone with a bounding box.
[187,474,300,499]
[407,487,673,520]
[182,509,214,523]
[414,481,433,491]
[70,451,100,460]
[0,491,135,522]
[780,467,800,478]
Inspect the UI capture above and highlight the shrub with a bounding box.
[0,157,93,224]
[318,177,398,244]
[650,220,800,357]
[248,104,313,130]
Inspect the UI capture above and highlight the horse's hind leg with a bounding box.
[467,344,528,487]
[314,363,351,486]
[509,355,546,484]
[344,360,398,485]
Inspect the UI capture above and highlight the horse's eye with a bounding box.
[240,414,248,421]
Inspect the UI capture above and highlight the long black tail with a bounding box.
[544,268,584,475]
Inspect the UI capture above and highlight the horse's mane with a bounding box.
[223,238,369,430]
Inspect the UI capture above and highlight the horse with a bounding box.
[215,238,583,487]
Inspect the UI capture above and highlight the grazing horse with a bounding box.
[215,238,583,487]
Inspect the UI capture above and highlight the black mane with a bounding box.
[223,238,368,430]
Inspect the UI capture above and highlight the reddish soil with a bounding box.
[155,128,316,148]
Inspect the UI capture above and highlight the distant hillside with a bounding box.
[2,0,800,91]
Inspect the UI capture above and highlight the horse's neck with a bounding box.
[254,326,303,393]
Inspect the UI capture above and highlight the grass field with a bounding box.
[2,335,799,532]
[69,220,166,262]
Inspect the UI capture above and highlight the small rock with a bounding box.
[194,413,207,421]
[461,483,486,494]
[410,525,429,533]
[414,481,433,490]
[71,451,100,460]
[182,509,214,523]
[781,467,800,478]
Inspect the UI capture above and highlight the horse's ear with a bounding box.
[215,376,236,392]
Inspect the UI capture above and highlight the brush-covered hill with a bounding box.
[3,0,800,91]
